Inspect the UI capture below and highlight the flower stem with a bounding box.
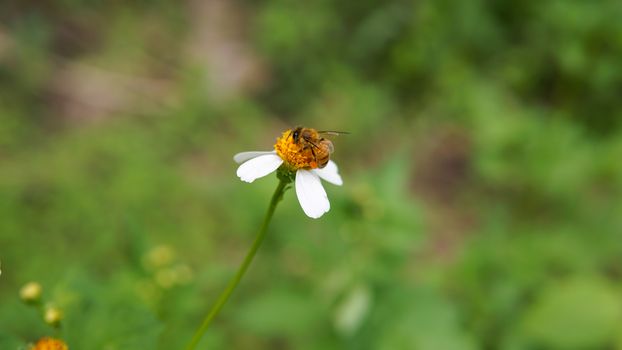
[185,179,288,350]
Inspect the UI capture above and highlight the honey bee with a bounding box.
[289,127,347,169]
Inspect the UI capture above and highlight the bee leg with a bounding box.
[306,139,320,149]
[309,146,319,168]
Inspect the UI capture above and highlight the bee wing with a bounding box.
[317,130,350,136]
[324,140,334,153]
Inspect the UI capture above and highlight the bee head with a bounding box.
[291,126,303,143]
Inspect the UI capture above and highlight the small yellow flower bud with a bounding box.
[142,245,175,270]
[172,264,194,285]
[155,264,194,289]
[31,337,68,350]
[20,282,43,303]
[43,306,63,327]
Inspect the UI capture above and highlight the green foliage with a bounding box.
[2,0,622,349]
[521,278,622,349]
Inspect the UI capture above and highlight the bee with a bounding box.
[289,127,347,169]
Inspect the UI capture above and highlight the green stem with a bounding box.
[185,179,288,350]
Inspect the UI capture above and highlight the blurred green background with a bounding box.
[1,1,622,349]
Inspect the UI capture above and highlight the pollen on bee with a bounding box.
[274,130,318,170]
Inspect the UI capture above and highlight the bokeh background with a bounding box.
[2,1,622,349]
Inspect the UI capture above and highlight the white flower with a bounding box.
[233,150,343,219]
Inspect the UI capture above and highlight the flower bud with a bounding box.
[142,245,175,270]
[44,306,63,327]
[19,282,42,303]
[172,264,194,285]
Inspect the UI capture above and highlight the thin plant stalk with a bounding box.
[185,179,288,350]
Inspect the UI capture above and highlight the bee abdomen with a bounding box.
[316,154,330,168]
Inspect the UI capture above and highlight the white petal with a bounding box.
[295,169,330,219]
[313,160,343,186]
[236,154,283,183]
[233,151,277,164]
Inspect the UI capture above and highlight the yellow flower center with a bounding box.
[274,130,318,170]
[32,337,68,350]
